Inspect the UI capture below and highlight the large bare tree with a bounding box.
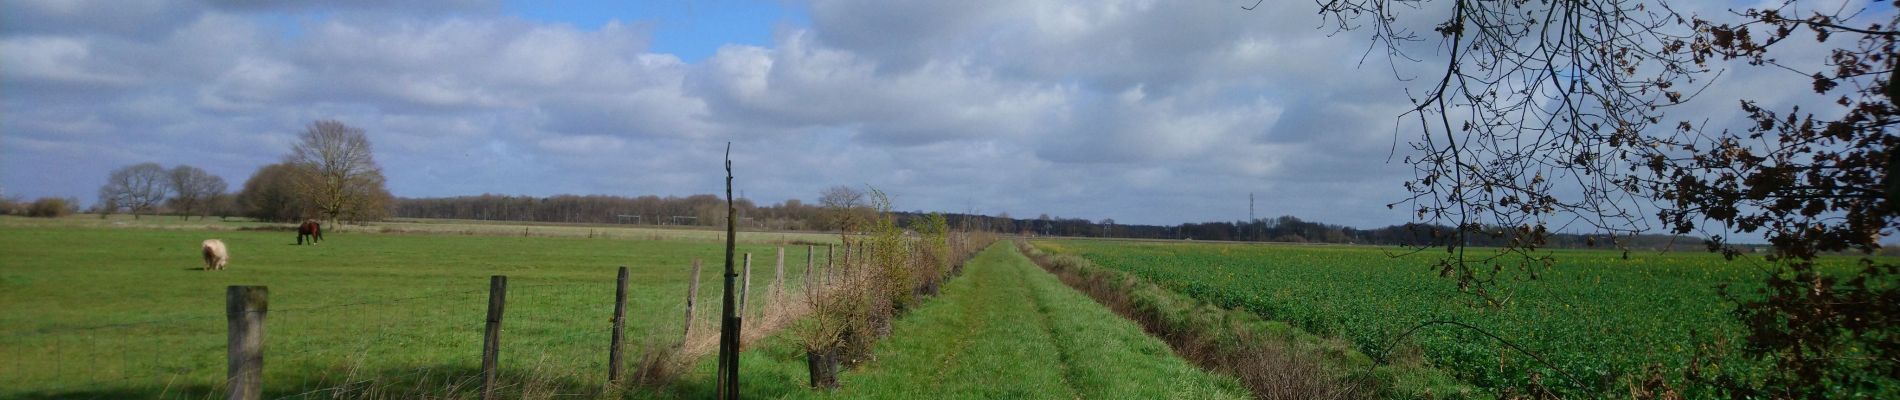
[167,164,227,220]
[98,162,170,219]
[1317,0,1896,396]
[286,120,389,224]
[818,185,869,232]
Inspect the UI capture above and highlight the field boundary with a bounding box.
[1016,240,1478,399]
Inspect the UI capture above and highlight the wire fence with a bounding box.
[0,247,836,400]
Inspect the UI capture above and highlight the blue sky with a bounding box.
[504,0,807,62]
[0,0,1877,233]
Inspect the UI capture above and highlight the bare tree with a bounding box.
[818,185,868,232]
[98,162,170,219]
[1319,0,1897,396]
[819,186,866,209]
[286,120,389,224]
[167,165,228,220]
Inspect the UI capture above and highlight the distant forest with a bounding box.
[393,194,1704,250]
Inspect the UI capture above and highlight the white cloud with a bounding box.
[0,37,140,86]
[5,0,1873,229]
[695,30,1070,145]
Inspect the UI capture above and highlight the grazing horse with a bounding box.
[297,220,323,245]
[202,239,228,270]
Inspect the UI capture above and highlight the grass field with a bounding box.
[662,242,1249,399]
[0,214,843,245]
[1,215,1246,399]
[1032,239,1883,398]
[0,215,829,399]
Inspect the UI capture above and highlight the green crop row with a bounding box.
[1034,240,1879,398]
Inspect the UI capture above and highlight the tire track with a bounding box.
[1016,253,1086,399]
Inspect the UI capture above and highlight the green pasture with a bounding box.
[0,214,842,245]
[0,215,828,399]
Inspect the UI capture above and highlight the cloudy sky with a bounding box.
[0,0,1874,228]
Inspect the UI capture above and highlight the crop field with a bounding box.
[1033,239,1880,398]
[0,215,830,399]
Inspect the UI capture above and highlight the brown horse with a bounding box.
[297,220,323,245]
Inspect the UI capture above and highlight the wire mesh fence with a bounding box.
[0,247,836,400]
[1,313,225,399]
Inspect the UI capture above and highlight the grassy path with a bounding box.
[691,243,1248,399]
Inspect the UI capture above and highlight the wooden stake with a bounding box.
[805,245,815,295]
[226,286,267,400]
[481,276,508,400]
[715,142,741,399]
[609,266,629,383]
[740,253,753,316]
[773,247,786,303]
[685,260,702,339]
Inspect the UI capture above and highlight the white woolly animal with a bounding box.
[202,239,229,271]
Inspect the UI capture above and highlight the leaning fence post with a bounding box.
[684,260,702,340]
[226,285,267,400]
[481,275,508,400]
[772,247,786,303]
[609,266,630,384]
[739,253,753,316]
[804,245,815,293]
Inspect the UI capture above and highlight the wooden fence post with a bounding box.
[226,286,267,400]
[481,275,508,400]
[739,253,753,316]
[609,266,630,384]
[684,259,702,339]
[825,244,834,284]
[804,245,815,294]
[773,247,786,303]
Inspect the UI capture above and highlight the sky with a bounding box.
[0,0,1879,228]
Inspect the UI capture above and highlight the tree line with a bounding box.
[87,162,231,220]
[64,120,393,223]
[392,190,1693,250]
[393,185,878,231]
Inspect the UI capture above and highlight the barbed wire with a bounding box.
[0,313,223,337]
[270,287,490,314]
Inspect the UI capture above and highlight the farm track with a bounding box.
[811,244,1246,399]
[852,242,1082,398]
[688,243,1248,399]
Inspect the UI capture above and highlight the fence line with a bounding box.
[4,249,844,399]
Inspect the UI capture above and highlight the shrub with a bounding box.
[25,197,77,218]
[0,196,22,215]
